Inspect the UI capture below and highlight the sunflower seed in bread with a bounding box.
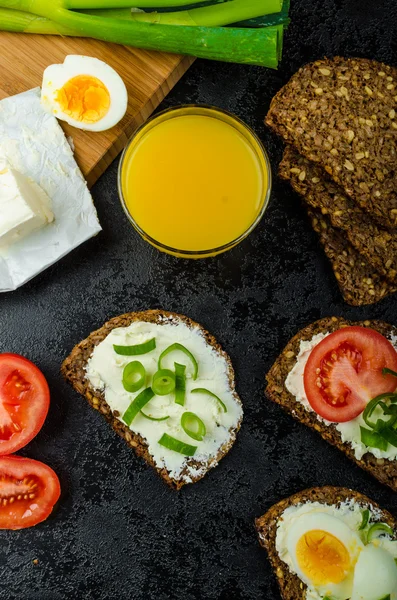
[280,145,397,283]
[266,57,397,229]
[307,206,396,305]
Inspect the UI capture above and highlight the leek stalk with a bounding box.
[124,0,282,27]
[0,1,283,68]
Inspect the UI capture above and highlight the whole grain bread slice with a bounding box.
[61,310,242,490]
[255,486,396,600]
[266,57,397,229]
[280,145,397,282]
[266,317,397,492]
[306,206,396,305]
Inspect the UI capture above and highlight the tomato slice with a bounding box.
[0,354,50,455]
[304,326,397,423]
[0,456,60,529]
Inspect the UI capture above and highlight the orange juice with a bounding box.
[119,106,271,257]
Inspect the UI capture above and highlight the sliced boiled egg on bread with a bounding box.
[41,55,128,132]
[286,512,364,599]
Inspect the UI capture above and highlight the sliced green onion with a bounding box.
[158,343,198,380]
[191,387,227,412]
[181,411,206,442]
[122,361,145,393]
[359,509,370,531]
[123,387,154,426]
[175,363,186,406]
[113,337,156,356]
[140,411,169,422]
[383,367,397,378]
[360,426,389,451]
[378,595,391,600]
[152,369,176,396]
[367,522,394,542]
[158,433,197,456]
[380,424,397,448]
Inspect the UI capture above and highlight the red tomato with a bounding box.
[304,326,397,423]
[0,354,50,454]
[0,456,60,529]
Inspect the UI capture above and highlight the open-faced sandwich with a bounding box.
[61,310,243,489]
[256,486,397,600]
[266,317,397,491]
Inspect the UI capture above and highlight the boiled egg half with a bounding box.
[41,55,128,132]
[351,543,397,600]
[286,512,364,599]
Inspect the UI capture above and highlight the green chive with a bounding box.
[152,369,176,396]
[122,361,145,393]
[181,411,206,442]
[158,343,198,380]
[175,363,186,406]
[140,411,169,422]
[191,387,227,412]
[158,433,197,456]
[123,387,155,426]
[113,337,156,356]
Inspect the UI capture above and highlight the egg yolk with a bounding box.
[296,530,350,585]
[55,75,110,124]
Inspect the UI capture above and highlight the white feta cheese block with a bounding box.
[0,167,54,247]
[0,87,101,292]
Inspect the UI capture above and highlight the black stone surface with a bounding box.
[1,1,397,598]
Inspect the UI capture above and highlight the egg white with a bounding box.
[41,55,128,132]
[351,543,397,600]
[286,512,364,600]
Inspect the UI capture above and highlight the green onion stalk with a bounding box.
[0,0,284,68]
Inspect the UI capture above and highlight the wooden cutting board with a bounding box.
[0,32,193,187]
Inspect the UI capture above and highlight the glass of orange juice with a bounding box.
[118,105,271,258]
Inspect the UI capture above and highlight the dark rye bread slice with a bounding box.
[280,145,397,282]
[61,310,242,490]
[255,486,396,600]
[306,207,396,305]
[266,317,397,492]
[266,57,397,229]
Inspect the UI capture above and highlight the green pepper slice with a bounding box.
[360,426,389,451]
[158,433,197,456]
[114,338,156,356]
[362,393,397,430]
[359,509,370,531]
[158,343,198,380]
[181,411,206,442]
[152,369,176,396]
[175,363,186,406]
[191,388,227,413]
[123,387,155,426]
[122,361,146,393]
[367,522,394,542]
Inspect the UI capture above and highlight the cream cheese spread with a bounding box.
[0,167,54,247]
[285,332,397,461]
[274,500,397,600]
[85,317,243,482]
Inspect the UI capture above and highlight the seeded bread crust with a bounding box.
[307,207,396,305]
[266,317,397,492]
[255,486,396,600]
[61,310,243,490]
[280,146,397,282]
[266,57,397,229]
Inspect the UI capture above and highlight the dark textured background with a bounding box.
[1,1,397,598]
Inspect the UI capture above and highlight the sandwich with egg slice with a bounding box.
[61,310,243,489]
[266,317,397,492]
[256,486,397,600]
